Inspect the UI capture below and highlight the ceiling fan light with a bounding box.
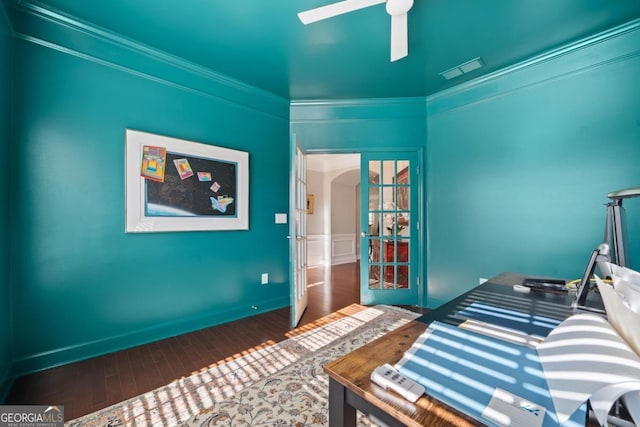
[298,0,413,62]
[386,0,414,15]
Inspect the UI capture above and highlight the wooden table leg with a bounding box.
[329,377,357,427]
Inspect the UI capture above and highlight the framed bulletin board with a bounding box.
[125,129,249,232]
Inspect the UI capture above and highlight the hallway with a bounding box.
[299,262,360,325]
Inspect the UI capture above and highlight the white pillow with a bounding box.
[614,278,640,313]
[610,263,640,286]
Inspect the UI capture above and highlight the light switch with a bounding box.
[275,213,287,224]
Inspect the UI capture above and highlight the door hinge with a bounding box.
[417,276,420,287]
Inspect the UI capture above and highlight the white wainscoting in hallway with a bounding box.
[331,233,357,265]
[307,234,327,267]
[307,233,359,266]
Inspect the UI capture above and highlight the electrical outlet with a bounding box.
[261,273,269,284]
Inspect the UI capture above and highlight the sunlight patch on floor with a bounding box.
[68,303,420,427]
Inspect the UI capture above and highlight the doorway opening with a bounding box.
[299,153,361,324]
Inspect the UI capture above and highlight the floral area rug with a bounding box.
[67,305,419,427]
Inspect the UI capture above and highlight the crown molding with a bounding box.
[6,0,289,119]
[291,96,426,108]
[427,18,640,114]
[290,96,427,122]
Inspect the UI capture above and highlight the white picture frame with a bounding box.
[125,129,249,232]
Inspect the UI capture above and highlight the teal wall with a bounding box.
[0,2,13,400]
[425,22,640,307]
[9,28,291,373]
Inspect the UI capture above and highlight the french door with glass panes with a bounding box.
[360,152,420,305]
[289,136,308,326]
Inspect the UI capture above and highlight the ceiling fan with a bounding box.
[298,0,414,62]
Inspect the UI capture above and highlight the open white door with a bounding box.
[290,135,308,327]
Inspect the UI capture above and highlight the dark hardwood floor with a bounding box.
[298,262,361,325]
[6,261,427,421]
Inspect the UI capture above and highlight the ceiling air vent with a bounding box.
[439,57,484,80]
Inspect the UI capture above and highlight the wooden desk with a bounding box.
[325,320,475,426]
[324,273,602,427]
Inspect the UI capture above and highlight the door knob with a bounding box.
[361,232,370,237]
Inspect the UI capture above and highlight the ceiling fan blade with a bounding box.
[298,0,385,24]
[390,13,408,61]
